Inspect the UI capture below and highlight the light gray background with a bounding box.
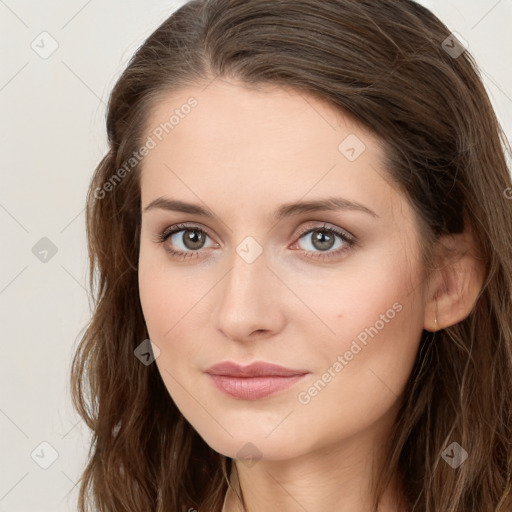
[0,1,511,511]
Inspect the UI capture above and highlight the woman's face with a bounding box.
[138,78,429,461]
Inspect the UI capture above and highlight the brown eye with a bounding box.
[177,229,207,250]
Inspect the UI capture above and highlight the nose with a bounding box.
[213,245,286,342]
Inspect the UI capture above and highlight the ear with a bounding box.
[423,226,486,332]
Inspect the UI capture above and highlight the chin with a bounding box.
[192,422,311,463]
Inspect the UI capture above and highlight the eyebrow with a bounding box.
[143,196,379,220]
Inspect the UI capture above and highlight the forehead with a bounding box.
[142,78,373,160]
[138,78,400,223]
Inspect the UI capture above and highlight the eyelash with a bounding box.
[153,222,356,261]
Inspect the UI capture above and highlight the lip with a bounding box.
[205,361,309,377]
[204,361,310,400]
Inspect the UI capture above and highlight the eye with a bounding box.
[154,223,217,260]
[292,223,356,260]
[153,222,356,261]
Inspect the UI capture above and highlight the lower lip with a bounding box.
[207,374,308,400]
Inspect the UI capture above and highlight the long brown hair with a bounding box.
[70,0,512,510]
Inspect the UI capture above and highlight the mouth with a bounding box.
[204,361,310,400]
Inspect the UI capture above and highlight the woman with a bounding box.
[71,0,512,510]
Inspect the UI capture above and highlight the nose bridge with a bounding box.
[214,238,283,338]
[223,241,270,308]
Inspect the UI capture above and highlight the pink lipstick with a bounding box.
[204,361,309,400]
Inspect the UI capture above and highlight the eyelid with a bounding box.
[294,221,355,242]
[160,221,214,241]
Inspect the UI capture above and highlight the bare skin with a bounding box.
[137,78,485,511]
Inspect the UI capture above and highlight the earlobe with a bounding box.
[423,231,486,333]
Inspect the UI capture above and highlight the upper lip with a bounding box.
[205,361,309,377]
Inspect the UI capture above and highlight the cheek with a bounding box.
[302,259,424,413]
[138,258,168,338]
[137,251,210,372]
[138,244,194,337]
[306,247,424,383]
[291,300,422,453]
[296,249,420,347]
[138,260,198,403]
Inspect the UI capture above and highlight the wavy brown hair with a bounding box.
[70,0,512,510]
